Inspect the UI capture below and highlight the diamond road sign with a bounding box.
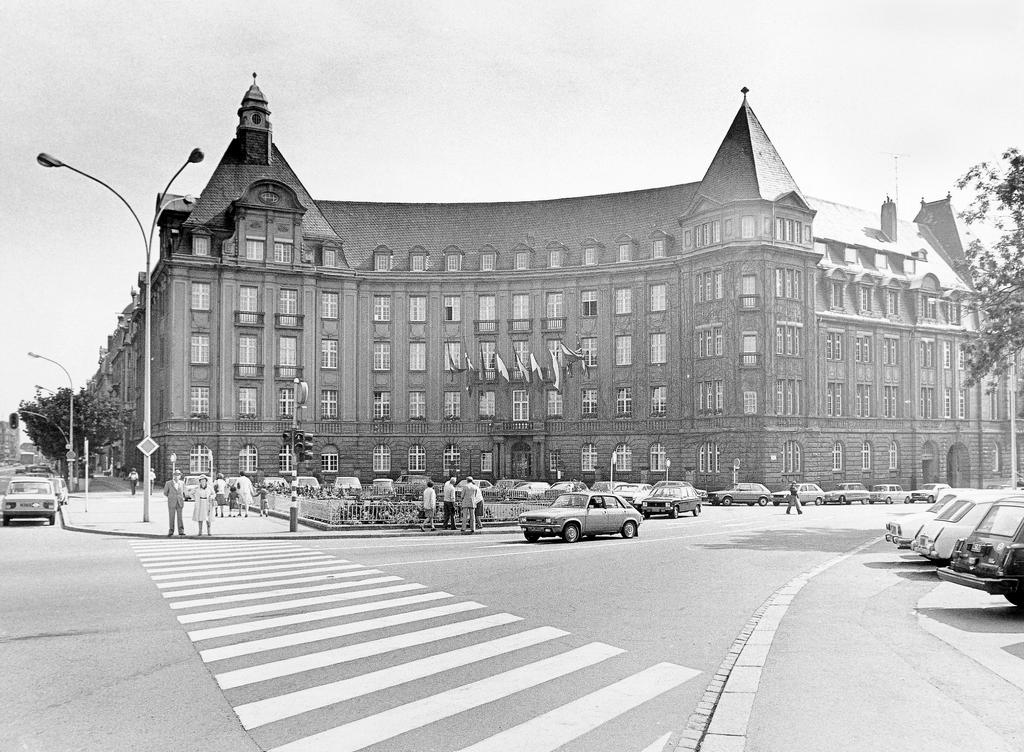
[137,436,159,456]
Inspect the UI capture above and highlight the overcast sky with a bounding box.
[1,0,1021,444]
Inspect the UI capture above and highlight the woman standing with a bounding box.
[192,475,215,535]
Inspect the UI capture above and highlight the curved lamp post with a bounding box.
[27,352,74,489]
[37,148,203,522]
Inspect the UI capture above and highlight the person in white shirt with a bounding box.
[420,481,437,532]
[235,472,255,517]
[442,477,457,530]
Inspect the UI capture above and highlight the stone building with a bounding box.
[89,82,1010,490]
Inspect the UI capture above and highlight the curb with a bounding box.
[673,536,884,751]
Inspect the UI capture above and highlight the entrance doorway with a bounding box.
[946,443,970,487]
[511,442,532,478]
[921,441,938,484]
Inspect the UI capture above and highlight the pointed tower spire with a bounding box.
[694,89,803,205]
[236,74,272,165]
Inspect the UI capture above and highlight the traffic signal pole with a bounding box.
[290,378,300,532]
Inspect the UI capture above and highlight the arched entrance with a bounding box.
[921,441,939,484]
[946,443,970,487]
[511,442,532,478]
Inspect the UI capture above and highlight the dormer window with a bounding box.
[617,242,632,263]
[515,251,530,270]
[583,246,598,266]
[774,217,801,243]
[273,239,293,264]
[548,249,563,268]
[446,253,462,272]
[695,221,721,248]
[192,235,210,257]
[875,252,888,270]
[652,238,666,258]
[480,251,495,271]
[374,251,391,272]
[322,247,337,267]
[741,216,755,239]
[410,253,426,271]
[844,246,859,265]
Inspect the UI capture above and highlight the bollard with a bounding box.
[289,504,298,532]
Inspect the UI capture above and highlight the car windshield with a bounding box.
[552,494,587,509]
[935,500,972,522]
[8,481,52,495]
[974,505,1024,538]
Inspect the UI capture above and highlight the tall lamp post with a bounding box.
[665,458,671,483]
[27,352,74,490]
[37,148,203,522]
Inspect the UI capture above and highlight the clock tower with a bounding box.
[236,73,272,165]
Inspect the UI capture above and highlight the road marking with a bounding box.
[638,731,673,752]
[168,573,396,609]
[134,544,303,561]
[185,592,453,641]
[131,542,295,556]
[162,567,373,598]
[217,612,523,689]
[144,552,327,573]
[156,561,358,589]
[177,583,427,623]
[153,557,335,581]
[267,641,624,752]
[199,601,487,662]
[136,548,306,565]
[453,662,699,752]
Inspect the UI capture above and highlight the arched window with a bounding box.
[861,441,872,471]
[278,445,294,474]
[320,445,339,474]
[443,444,461,475]
[373,444,391,473]
[408,445,426,473]
[189,444,212,474]
[239,444,258,473]
[832,442,844,471]
[649,443,666,472]
[783,441,801,474]
[613,443,632,472]
[698,442,720,473]
[889,441,899,470]
[581,443,597,472]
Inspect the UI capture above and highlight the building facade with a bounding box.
[90,82,1013,490]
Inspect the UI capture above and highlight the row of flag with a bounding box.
[445,339,590,392]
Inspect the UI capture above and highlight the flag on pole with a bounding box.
[560,340,588,377]
[446,344,465,382]
[494,352,510,382]
[549,346,561,392]
[529,352,543,383]
[515,350,530,383]
[478,347,487,380]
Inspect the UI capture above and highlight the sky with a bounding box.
[1,0,1021,444]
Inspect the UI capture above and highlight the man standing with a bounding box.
[163,469,186,536]
[474,479,484,530]
[786,481,803,515]
[128,468,139,495]
[235,471,255,517]
[442,476,457,530]
[460,477,477,533]
[420,480,437,532]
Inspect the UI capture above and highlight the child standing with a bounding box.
[258,484,269,517]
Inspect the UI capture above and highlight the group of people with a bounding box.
[162,470,271,536]
[418,476,485,534]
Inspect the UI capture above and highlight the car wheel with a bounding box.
[904,498,913,504]
[814,498,823,506]
[885,497,892,505]
[621,520,638,539]
[693,504,701,517]
[669,506,678,519]
[49,515,56,526]
[927,495,935,503]
[757,496,768,506]
[840,496,849,505]
[562,523,581,543]
[722,496,733,506]
[1,516,8,526]
[523,532,540,543]
[773,501,780,506]
[861,498,868,505]
[868,499,875,504]
[1004,593,1024,607]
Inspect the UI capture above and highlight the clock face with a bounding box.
[251,113,263,125]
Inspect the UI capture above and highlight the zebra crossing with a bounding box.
[130,539,701,751]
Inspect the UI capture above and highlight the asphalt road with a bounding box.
[2,487,1020,751]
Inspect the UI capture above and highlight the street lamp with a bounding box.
[665,458,671,483]
[38,148,203,522]
[34,385,56,395]
[27,352,74,489]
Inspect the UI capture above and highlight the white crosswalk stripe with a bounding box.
[131,541,700,752]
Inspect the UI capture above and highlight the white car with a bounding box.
[909,483,952,504]
[884,493,966,548]
[911,490,1024,562]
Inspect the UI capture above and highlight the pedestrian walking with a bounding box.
[128,468,139,495]
[420,481,437,532]
[473,480,484,530]
[192,475,214,535]
[235,472,255,517]
[460,476,478,534]
[258,483,270,517]
[149,467,156,493]
[786,481,803,515]
[442,476,457,530]
[163,469,185,536]
[213,473,228,517]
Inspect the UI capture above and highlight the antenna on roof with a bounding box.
[879,152,909,214]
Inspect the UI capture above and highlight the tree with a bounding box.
[19,390,129,474]
[957,147,1024,384]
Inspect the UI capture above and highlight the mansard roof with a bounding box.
[183,142,338,240]
[316,183,698,269]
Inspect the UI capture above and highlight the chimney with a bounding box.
[881,196,897,242]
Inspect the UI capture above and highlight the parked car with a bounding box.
[771,483,824,506]
[394,474,431,499]
[183,475,203,501]
[909,483,951,504]
[262,476,289,490]
[707,483,772,506]
[332,476,362,497]
[884,495,965,548]
[614,483,653,509]
[822,483,871,505]
[868,484,909,505]
[641,485,702,518]
[653,479,708,500]
[912,490,1024,563]
[512,481,551,498]
[519,491,641,543]
[370,478,394,496]
[2,477,58,525]
[295,476,321,490]
[937,498,1024,606]
[548,480,588,494]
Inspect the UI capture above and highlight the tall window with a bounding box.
[512,294,530,320]
[616,387,632,415]
[547,390,563,418]
[698,441,720,473]
[478,391,495,419]
[278,289,297,314]
[322,247,337,267]
[190,282,210,310]
[649,332,667,364]
[832,442,844,471]
[649,283,667,312]
[273,239,293,263]
[651,386,667,415]
[583,247,597,266]
[237,386,257,417]
[443,296,461,322]
[697,326,723,358]
[321,446,339,473]
[581,337,598,367]
[321,291,339,319]
[192,236,210,256]
[190,333,209,364]
[861,441,872,471]
[613,443,632,472]
[512,390,529,421]
[694,220,721,248]
[617,242,632,262]
[373,391,391,419]
[581,388,598,416]
[478,295,496,321]
[855,384,872,417]
[581,290,598,317]
[829,281,844,310]
[279,387,295,418]
[373,295,391,322]
[698,380,724,412]
[696,270,723,302]
[858,285,873,313]
[958,388,967,419]
[943,387,953,419]
[446,254,462,272]
[782,440,802,474]
[885,289,900,317]
[614,335,632,366]
[245,237,265,261]
[278,336,297,366]
[826,382,843,417]
[239,285,259,313]
[614,288,632,315]
[480,342,496,370]
[409,295,426,322]
[409,390,426,419]
[775,379,801,415]
[649,443,666,472]
[919,340,935,368]
[321,339,338,369]
[374,341,391,371]
[775,324,802,356]
[321,389,338,420]
[279,445,294,474]
[239,444,258,473]
[545,292,563,318]
[920,387,935,419]
[943,342,952,369]
[548,449,562,473]
[581,443,597,471]
[652,238,666,258]
[408,445,426,473]
[189,444,212,474]
[883,385,899,418]
[189,386,209,416]
[480,252,496,271]
[889,441,899,470]
[443,444,461,474]
[825,332,844,361]
[774,268,803,300]
[373,444,391,473]
[444,391,461,419]
[854,335,872,363]
[549,248,563,268]
[238,334,257,365]
[883,337,899,365]
[515,251,530,269]
[444,341,462,371]
[409,342,426,371]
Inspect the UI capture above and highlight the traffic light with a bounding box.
[293,430,304,454]
[301,432,314,462]
[8,412,18,430]
[282,429,293,445]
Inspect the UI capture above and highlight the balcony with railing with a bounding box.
[275,365,304,379]
[234,310,265,326]
[234,363,264,378]
[507,318,532,333]
[474,319,499,334]
[275,313,304,328]
[541,317,566,332]
[739,352,761,367]
[738,295,761,310]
